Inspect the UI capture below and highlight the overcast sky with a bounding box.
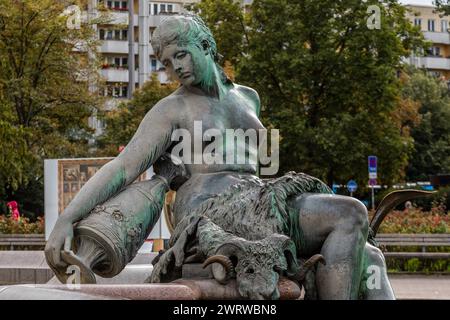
[400,0,433,5]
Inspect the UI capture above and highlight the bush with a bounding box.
[413,187,450,212]
[387,258,449,273]
[369,207,450,234]
[0,215,44,234]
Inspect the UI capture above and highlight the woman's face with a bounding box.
[160,43,208,87]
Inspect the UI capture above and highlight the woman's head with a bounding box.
[152,14,219,63]
[152,14,229,90]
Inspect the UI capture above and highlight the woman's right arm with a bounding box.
[45,101,176,268]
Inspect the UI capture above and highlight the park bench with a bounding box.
[0,233,449,259]
[375,233,450,260]
[0,234,45,250]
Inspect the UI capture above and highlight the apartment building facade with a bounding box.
[405,4,450,79]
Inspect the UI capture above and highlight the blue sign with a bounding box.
[368,156,377,173]
[422,185,434,191]
[347,180,358,193]
[332,183,340,194]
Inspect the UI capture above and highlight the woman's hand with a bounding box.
[44,217,74,272]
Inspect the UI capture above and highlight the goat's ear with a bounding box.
[267,234,300,276]
[283,242,300,276]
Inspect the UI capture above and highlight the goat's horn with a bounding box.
[203,255,234,284]
[294,254,326,282]
[303,254,326,270]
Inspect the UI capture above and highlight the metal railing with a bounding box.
[376,233,450,260]
[0,234,45,251]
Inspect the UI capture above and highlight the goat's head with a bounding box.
[203,234,304,300]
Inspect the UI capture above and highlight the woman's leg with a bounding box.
[289,193,369,299]
[360,243,395,300]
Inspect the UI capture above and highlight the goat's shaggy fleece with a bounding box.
[171,172,332,247]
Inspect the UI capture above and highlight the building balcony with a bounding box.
[98,12,165,28]
[108,11,130,25]
[101,68,135,82]
[424,31,450,45]
[99,40,140,54]
[409,56,450,70]
[101,68,169,84]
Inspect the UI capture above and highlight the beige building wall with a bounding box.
[405,4,450,80]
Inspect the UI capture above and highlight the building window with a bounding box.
[427,46,441,57]
[442,20,448,32]
[428,19,435,32]
[105,0,128,11]
[150,3,177,15]
[103,56,128,69]
[414,18,422,28]
[99,28,128,40]
[429,71,442,78]
[151,58,157,71]
[103,83,129,98]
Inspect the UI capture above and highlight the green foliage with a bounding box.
[0,107,35,194]
[0,0,105,216]
[404,258,421,272]
[402,70,450,181]
[387,257,449,273]
[0,215,44,234]
[372,208,450,234]
[191,0,247,66]
[434,0,450,15]
[232,0,425,186]
[96,74,177,156]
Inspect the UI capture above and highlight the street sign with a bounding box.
[422,185,434,191]
[347,180,358,193]
[368,156,377,178]
[332,183,340,193]
[368,156,378,211]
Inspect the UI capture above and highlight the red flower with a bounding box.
[6,201,20,221]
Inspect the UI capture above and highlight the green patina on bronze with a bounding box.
[153,14,231,100]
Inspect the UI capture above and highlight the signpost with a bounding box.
[347,180,358,197]
[368,156,377,210]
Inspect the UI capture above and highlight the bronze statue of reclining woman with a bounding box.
[46,14,413,300]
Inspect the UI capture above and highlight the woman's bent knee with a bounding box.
[343,197,369,233]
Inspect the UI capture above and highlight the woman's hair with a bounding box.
[152,14,220,62]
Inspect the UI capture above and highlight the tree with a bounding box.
[191,0,247,66]
[434,0,450,15]
[402,69,450,180]
[0,105,33,194]
[0,0,105,217]
[235,0,425,188]
[96,74,177,156]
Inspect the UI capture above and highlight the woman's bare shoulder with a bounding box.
[144,87,186,119]
[234,84,261,116]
